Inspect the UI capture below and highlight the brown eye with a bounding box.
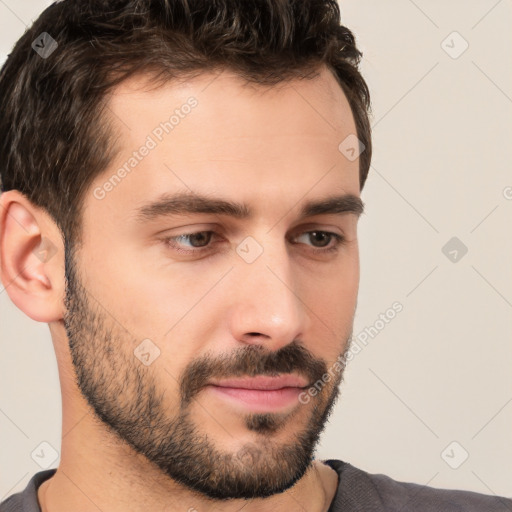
[294,231,345,252]
[162,231,218,254]
[181,231,213,248]
[307,231,332,247]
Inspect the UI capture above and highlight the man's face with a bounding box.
[63,67,362,500]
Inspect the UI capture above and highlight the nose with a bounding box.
[227,236,310,351]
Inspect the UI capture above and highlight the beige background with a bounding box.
[1,0,511,501]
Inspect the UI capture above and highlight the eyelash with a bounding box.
[160,230,346,256]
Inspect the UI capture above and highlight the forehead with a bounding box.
[105,66,358,158]
[109,65,352,118]
[86,67,360,228]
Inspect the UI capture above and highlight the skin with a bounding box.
[0,65,363,512]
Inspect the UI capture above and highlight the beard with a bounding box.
[62,241,351,500]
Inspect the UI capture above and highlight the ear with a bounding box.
[0,190,65,322]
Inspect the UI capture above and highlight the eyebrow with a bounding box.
[134,191,364,224]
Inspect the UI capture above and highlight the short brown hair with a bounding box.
[0,0,372,248]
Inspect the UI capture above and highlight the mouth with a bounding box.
[205,374,310,412]
[208,374,310,390]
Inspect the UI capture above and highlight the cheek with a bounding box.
[87,239,212,327]
[106,256,224,372]
[308,246,359,300]
[303,253,359,348]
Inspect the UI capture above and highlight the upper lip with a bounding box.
[208,374,309,390]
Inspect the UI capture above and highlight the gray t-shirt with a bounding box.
[1,459,511,511]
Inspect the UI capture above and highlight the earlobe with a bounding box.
[0,190,65,323]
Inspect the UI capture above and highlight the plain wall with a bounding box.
[1,0,511,501]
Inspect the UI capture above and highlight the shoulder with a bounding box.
[0,469,56,512]
[322,459,512,512]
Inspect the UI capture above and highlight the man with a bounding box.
[0,1,510,511]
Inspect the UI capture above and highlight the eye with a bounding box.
[160,229,345,256]
[293,231,345,253]
[161,231,219,254]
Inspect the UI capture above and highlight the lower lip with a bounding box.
[206,385,304,412]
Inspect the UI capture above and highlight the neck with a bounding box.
[38,454,338,512]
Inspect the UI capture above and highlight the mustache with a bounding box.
[180,341,328,406]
